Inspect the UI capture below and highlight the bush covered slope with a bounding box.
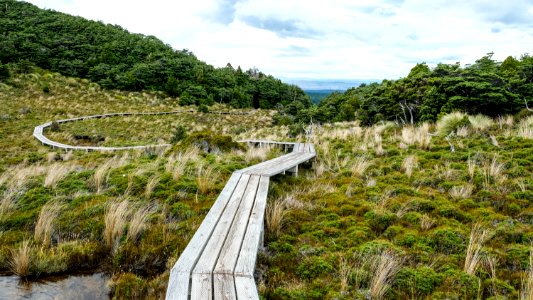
[277,53,533,125]
[0,0,310,109]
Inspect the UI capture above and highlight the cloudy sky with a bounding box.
[26,0,533,80]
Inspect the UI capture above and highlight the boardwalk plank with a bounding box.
[234,176,269,277]
[234,276,259,300]
[166,173,241,300]
[215,175,260,274]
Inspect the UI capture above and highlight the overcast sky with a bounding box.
[26,0,533,80]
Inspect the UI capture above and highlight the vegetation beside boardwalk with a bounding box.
[1,70,532,299]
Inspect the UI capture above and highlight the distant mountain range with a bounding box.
[282,79,380,103]
[282,78,380,91]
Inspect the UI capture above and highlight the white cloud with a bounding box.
[24,0,533,79]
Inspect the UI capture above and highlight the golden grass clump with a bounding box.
[104,200,131,253]
[351,156,371,177]
[436,111,469,136]
[9,240,32,277]
[196,165,218,194]
[92,155,129,193]
[144,175,160,199]
[420,214,436,231]
[369,250,402,299]
[34,200,63,249]
[449,184,474,200]
[127,204,154,242]
[44,163,72,187]
[517,115,533,139]
[482,156,506,188]
[464,223,492,275]
[244,145,270,163]
[266,198,291,238]
[469,114,494,131]
[401,155,418,178]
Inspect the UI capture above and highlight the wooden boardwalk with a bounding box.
[166,141,315,300]
[32,114,316,300]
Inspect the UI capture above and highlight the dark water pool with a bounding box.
[0,273,110,300]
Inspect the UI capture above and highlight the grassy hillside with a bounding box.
[0,0,310,109]
[1,70,532,299]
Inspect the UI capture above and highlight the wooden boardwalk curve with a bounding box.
[32,114,316,300]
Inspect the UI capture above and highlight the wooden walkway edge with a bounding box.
[167,141,315,300]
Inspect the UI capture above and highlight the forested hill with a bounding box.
[276,53,533,126]
[0,0,310,109]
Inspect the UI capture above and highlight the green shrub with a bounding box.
[170,125,187,143]
[394,266,442,297]
[296,256,334,280]
[365,211,398,234]
[183,131,244,153]
[431,227,465,254]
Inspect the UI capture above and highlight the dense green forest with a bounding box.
[0,0,310,109]
[276,53,533,126]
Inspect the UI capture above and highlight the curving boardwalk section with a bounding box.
[167,141,315,300]
[32,114,316,300]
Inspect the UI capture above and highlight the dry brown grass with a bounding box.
[104,200,130,253]
[464,223,492,275]
[369,250,402,299]
[401,155,418,178]
[0,189,18,222]
[34,201,63,249]
[44,163,72,187]
[9,240,32,277]
[517,116,533,139]
[449,184,474,200]
[92,155,129,193]
[351,156,371,177]
[521,246,533,300]
[266,198,290,238]
[482,156,506,188]
[196,165,218,194]
[144,175,160,199]
[127,204,154,242]
[338,256,352,295]
[420,214,436,231]
[244,145,270,163]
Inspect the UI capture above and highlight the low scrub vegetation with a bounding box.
[1,71,532,299]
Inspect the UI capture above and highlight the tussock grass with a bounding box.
[464,223,492,275]
[400,123,431,149]
[92,155,129,193]
[420,214,436,231]
[521,246,533,300]
[196,165,218,195]
[449,184,474,200]
[9,240,32,277]
[144,175,160,199]
[266,198,290,238]
[401,155,418,178]
[127,204,154,242]
[338,256,352,294]
[44,163,72,187]
[244,145,270,163]
[104,200,130,253]
[34,200,63,249]
[351,156,371,177]
[469,114,494,131]
[369,250,402,299]
[482,156,506,188]
[0,189,18,221]
[436,111,469,136]
[517,116,533,139]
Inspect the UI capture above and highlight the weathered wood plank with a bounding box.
[213,274,237,300]
[191,175,251,297]
[234,276,259,300]
[214,175,260,274]
[166,173,242,300]
[234,176,270,277]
